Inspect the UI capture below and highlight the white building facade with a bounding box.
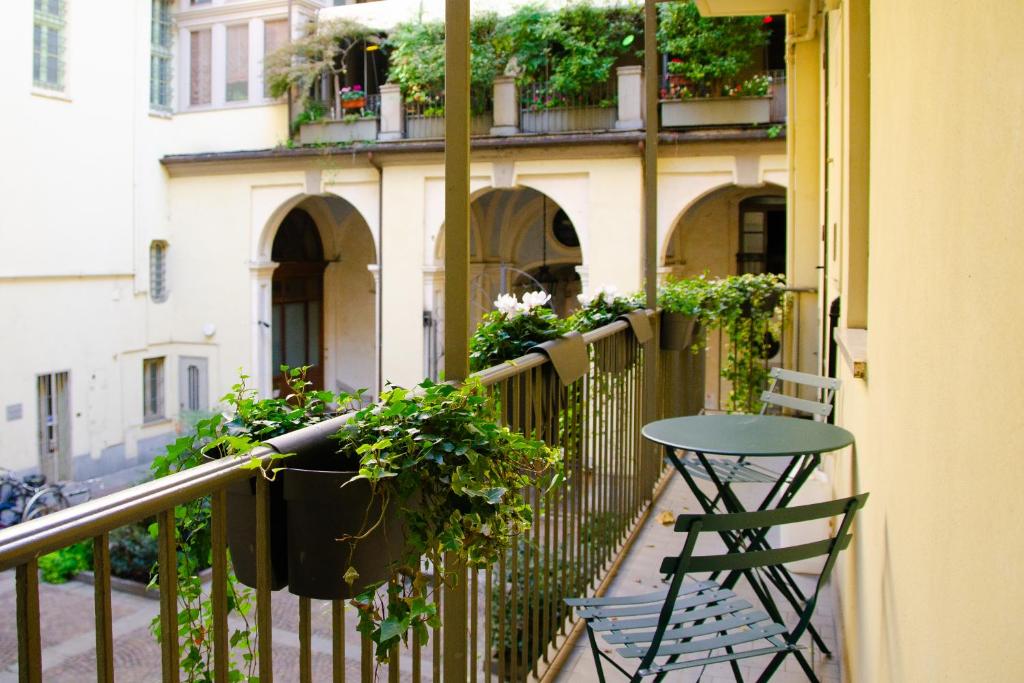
[0,0,792,480]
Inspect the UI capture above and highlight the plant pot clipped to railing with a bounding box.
[329,378,563,659]
[568,285,648,373]
[660,311,700,351]
[193,367,353,592]
[270,435,409,600]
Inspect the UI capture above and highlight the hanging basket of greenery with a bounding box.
[330,378,564,659]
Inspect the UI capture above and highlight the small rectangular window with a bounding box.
[150,0,173,111]
[143,357,166,423]
[263,19,288,98]
[150,241,168,302]
[189,29,212,106]
[33,0,65,91]
[226,24,249,102]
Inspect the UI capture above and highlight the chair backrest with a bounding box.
[759,367,842,418]
[657,494,867,648]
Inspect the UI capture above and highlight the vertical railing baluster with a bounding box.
[432,568,442,682]
[93,532,114,683]
[497,553,507,681]
[388,643,399,683]
[255,476,273,683]
[16,559,42,683]
[157,508,179,683]
[299,597,312,683]
[412,623,421,683]
[470,569,478,683]
[361,632,373,683]
[211,489,229,683]
[484,565,493,681]
[332,600,346,683]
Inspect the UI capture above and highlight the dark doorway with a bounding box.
[271,208,326,396]
[738,196,786,275]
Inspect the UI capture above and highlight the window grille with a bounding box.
[33,0,65,91]
[36,371,71,480]
[143,358,165,422]
[190,29,212,106]
[150,240,168,303]
[226,24,249,102]
[150,0,173,111]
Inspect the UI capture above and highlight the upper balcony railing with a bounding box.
[0,312,707,682]
[295,64,786,146]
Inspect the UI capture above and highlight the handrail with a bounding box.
[0,311,652,572]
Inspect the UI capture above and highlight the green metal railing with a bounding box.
[0,312,695,682]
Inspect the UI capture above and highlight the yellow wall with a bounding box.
[823,0,1024,680]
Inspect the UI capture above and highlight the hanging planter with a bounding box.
[203,450,289,591]
[281,452,408,600]
[660,311,700,351]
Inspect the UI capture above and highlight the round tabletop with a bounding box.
[642,414,854,457]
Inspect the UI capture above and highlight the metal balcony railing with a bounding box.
[519,81,618,134]
[0,312,697,682]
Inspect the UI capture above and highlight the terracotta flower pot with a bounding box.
[342,97,366,110]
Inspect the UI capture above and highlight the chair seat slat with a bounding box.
[564,579,714,608]
[640,644,793,676]
[618,622,787,658]
[602,609,771,644]
[579,588,734,619]
[588,597,752,632]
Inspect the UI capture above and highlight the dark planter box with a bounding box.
[282,451,408,600]
[204,450,289,591]
[660,312,700,351]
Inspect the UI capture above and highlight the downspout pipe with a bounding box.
[790,0,820,44]
[367,151,384,397]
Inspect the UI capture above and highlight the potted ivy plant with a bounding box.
[658,275,711,351]
[322,378,564,658]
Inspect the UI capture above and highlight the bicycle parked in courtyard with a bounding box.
[0,469,89,527]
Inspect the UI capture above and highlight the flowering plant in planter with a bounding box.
[724,74,771,98]
[340,84,364,102]
[568,285,643,333]
[333,378,564,658]
[469,291,568,371]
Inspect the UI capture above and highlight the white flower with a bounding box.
[519,290,551,312]
[577,293,593,307]
[494,293,521,318]
[595,284,621,301]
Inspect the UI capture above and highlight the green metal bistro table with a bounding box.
[642,414,854,658]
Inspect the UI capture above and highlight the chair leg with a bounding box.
[755,652,789,683]
[792,648,821,682]
[585,622,609,683]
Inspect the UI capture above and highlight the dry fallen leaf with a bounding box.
[657,510,675,526]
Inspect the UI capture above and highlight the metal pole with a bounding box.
[443,0,471,681]
[643,0,659,433]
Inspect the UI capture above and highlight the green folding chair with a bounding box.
[683,368,843,489]
[566,494,867,682]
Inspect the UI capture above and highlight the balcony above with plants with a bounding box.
[266,1,786,148]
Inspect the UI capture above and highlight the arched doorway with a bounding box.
[427,187,583,378]
[271,208,326,396]
[662,184,787,409]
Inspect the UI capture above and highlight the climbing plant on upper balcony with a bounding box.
[657,0,770,97]
[265,18,381,119]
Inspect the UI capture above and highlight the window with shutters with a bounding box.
[143,358,166,423]
[189,28,212,106]
[150,241,168,303]
[226,24,249,102]
[33,0,65,91]
[150,0,173,111]
[263,19,288,98]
